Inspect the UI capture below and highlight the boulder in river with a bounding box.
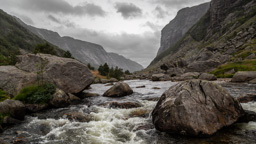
[151,73,165,81]
[199,73,217,81]
[103,101,142,109]
[231,71,256,83]
[152,80,244,136]
[103,82,133,97]
[0,100,26,120]
[237,94,256,103]
[15,53,95,94]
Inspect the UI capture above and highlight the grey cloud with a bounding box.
[48,15,60,23]
[144,22,162,31]
[20,0,106,17]
[115,2,142,19]
[154,6,168,18]
[13,13,34,25]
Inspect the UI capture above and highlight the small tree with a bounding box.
[63,50,72,58]
[125,70,131,75]
[87,63,95,70]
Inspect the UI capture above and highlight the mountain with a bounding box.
[146,0,256,77]
[0,9,64,65]
[17,19,143,72]
[157,2,210,56]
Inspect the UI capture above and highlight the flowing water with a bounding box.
[1,80,256,144]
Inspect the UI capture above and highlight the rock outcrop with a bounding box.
[157,2,210,55]
[50,89,81,108]
[199,73,217,81]
[103,82,133,97]
[0,66,37,96]
[0,100,26,120]
[15,53,94,94]
[152,80,244,136]
[231,71,256,83]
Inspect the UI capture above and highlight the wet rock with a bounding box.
[151,73,165,81]
[237,94,256,103]
[152,80,244,136]
[0,100,26,120]
[238,110,256,123]
[63,112,92,122]
[39,123,52,135]
[25,104,48,113]
[231,71,256,83]
[2,117,22,125]
[68,93,81,105]
[0,125,3,133]
[103,82,133,97]
[152,87,161,90]
[109,78,118,83]
[50,89,70,108]
[78,92,100,98]
[249,78,256,84]
[129,109,149,118]
[104,101,142,109]
[105,83,114,86]
[199,73,217,81]
[136,85,146,88]
[143,97,160,101]
[172,72,200,81]
[15,53,94,94]
[12,136,27,144]
[134,123,154,131]
[0,66,37,96]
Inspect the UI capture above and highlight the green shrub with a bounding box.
[34,43,57,55]
[14,83,56,104]
[0,90,10,102]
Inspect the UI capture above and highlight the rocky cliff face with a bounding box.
[17,20,143,72]
[157,3,210,56]
[145,0,256,77]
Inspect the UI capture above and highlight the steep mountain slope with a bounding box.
[157,2,210,56]
[0,9,64,65]
[146,0,256,77]
[17,20,143,72]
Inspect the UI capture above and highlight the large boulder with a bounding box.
[0,66,37,96]
[151,73,165,81]
[103,82,133,97]
[231,71,256,83]
[15,53,94,94]
[199,73,217,81]
[0,100,26,120]
[152,80,244,136]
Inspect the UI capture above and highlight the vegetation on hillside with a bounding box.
[211,59,256,78]
[0,10,65,66]
[13,83,56,104]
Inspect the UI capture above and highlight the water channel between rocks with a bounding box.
[1,80,256,144]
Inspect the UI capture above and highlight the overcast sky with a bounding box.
[0,0,210,67]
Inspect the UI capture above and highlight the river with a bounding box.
[0,80,256,144]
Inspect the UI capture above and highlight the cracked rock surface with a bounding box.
[152,80,244,136]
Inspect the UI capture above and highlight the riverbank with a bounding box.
[0,80,256,143]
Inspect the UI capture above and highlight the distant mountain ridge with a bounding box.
[156,2,210,56]
[16,19,143,72]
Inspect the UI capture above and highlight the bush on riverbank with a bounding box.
[14,83,56,104]
[0,90,9,102]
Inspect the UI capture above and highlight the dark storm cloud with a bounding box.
[152,0,210,9]
[48,15,60,23]
[20,0,106,17]
[115,2,142,19]
[154,6,168,18]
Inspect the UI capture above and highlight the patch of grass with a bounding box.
[0,89,10,102]
[211,59,256,78]
[14,83,56,104]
